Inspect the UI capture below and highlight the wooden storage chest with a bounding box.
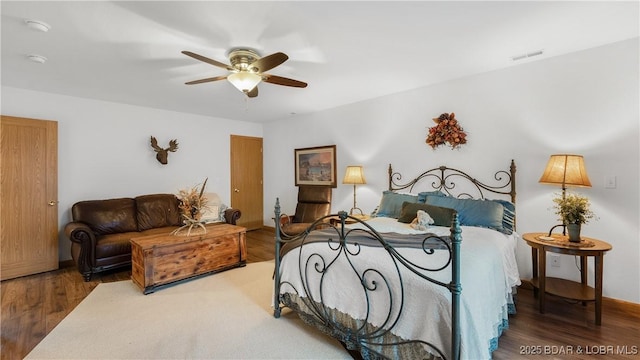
[131,223,247,294]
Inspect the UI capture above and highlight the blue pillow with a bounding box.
[374,191,419,218]
[424,196,504,231]
[488,199,516,234]
[417,190,447,203]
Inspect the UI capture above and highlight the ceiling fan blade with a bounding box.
[246,87,259,98]
[185,75,228,85]
[182,51,233,70]
[263,75,308,88]
[250,52,288,73]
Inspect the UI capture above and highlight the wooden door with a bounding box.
[230,135,263,230]
[1,116,58,280]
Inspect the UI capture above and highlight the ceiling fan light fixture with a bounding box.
[227,72,261,93]
[182,48,305,98]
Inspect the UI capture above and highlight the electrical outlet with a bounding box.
[605,175,617,189]
[550,254,561,267]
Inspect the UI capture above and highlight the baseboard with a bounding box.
[519,279,640,314]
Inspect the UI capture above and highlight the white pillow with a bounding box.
[200,192,223,223]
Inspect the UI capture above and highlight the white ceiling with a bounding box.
[2,1,638,123]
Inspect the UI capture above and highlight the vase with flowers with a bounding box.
[552,192,596,242]
[172,178,209,236]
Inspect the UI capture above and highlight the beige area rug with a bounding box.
[25,261,350,359]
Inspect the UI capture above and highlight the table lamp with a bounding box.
[539,154,591,235]
[343,165,366,217]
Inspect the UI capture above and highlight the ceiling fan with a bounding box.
[182,48,307,98]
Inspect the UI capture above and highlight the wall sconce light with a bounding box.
[342,165,366,217]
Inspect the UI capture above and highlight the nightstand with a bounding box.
[522,233,612,325]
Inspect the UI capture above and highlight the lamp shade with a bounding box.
[227,72,261,93]
[539,154,592,188]
[343,166,366,184]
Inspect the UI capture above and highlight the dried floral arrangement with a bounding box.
[553,192,596,225]
[172,178,209,235]
[426,112,467,150]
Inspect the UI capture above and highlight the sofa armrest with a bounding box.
[64,222,97,277]
[65,221,96,246]
[224,208,242,225]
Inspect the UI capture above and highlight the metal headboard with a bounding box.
[388,160,516,204]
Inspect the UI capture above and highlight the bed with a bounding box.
[273,161,519,360]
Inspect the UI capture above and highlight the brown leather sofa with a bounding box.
[64,193,241,281]
[278,186,332,238]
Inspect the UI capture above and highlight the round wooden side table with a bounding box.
[521,232,612,325]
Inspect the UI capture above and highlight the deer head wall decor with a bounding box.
[150,136,179,165]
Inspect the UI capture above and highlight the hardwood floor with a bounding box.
[493,287,640,359]
[2,228,638,359]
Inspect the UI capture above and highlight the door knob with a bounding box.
[234,188,240,193]
[48,201,58,206]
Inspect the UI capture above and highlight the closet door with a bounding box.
[1,116,58,280]
[230,135,263,230]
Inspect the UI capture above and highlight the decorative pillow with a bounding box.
[487,199,516,234]
[424,196,504,231]
[397,202,457,227]
[373,191,419,218]
[417,190,447,203]
[200,192,226,223]
[200,205,221,223]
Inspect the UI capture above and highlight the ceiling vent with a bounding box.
[511,49,544,61]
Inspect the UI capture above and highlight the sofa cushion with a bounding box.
[135,194,181,231]
[94,226,179,259]
[72,198,138,235]
[94,232,136,259]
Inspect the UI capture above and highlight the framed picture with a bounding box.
[294,145,337,187]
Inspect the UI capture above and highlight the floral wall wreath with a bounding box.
[426,112,467,150]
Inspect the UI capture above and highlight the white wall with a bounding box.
[2,39,637,303]
[263,39,639,303]
[1,87,263,261]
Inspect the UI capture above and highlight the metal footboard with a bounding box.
[273,199,462,360]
